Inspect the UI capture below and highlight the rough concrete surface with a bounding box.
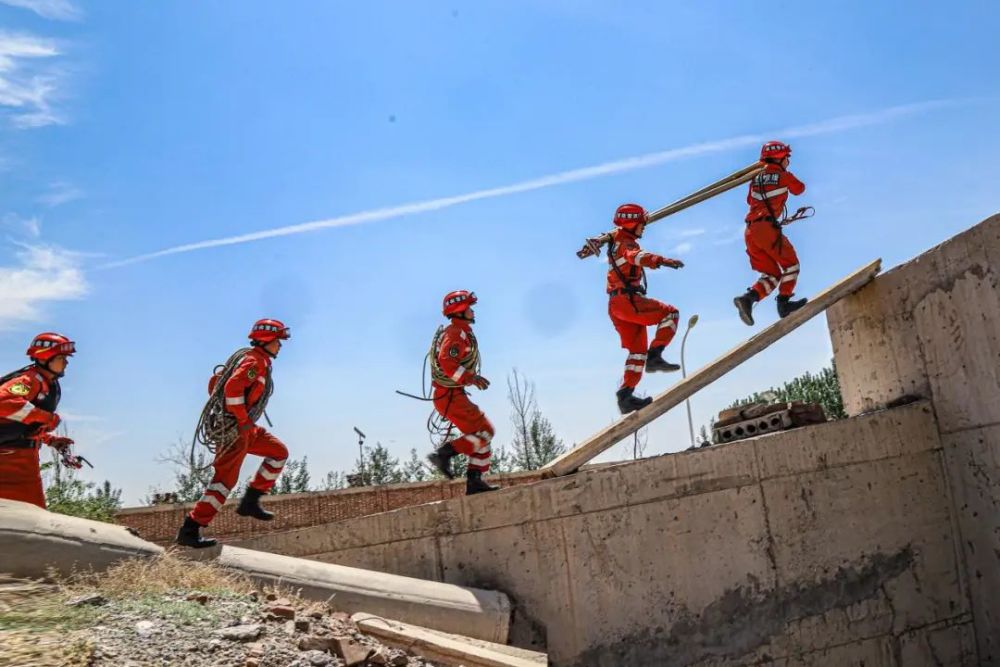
[829,212,1000,664]
[239,401,978,665]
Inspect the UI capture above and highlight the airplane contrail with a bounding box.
[103,99,960,269]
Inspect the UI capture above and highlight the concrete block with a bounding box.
[942,427,1000,664]
[552,487,775,667]
[913,264,1000,434]
[763,454,965,633]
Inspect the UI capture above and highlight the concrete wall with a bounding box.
[238,401,975,666]
[828,212,1000,664]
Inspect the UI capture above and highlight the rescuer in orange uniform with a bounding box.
[0,333,76,508]
[426,291,499,495]
[606,204,685,414]
[177,319,291,548]
[733,141,807,325]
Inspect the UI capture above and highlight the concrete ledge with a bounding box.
[0,499,163,578]
[214,546,511,644]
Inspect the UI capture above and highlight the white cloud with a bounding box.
[0,0,81,21]
[671,241,694,255]
[712,226,745,246]
[2,212,41,237]
[0,31,66,128]
[37,181,83,207]
[105,98,964,268]
[678,228,706,238]
[0,243,87,328]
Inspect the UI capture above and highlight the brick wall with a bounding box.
[116,470,545,545]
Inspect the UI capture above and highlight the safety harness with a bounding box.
[429,325,481,389]
[607,235,647,312]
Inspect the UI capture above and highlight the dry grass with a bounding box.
[0,577,94,667]
[57,551,257,599]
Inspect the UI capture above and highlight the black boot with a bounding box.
[616,386,652,415]
[175,516,217,549]
[428,442,458,480]
[776,294,808,318]
[466,469,499,495]
[645,346,680,373]
[733,290,759,326]
[236,487,274,521]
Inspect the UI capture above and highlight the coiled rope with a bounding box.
[396,326,481,448]
[190,347,273,472]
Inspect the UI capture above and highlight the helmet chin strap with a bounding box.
[35,360,63,379]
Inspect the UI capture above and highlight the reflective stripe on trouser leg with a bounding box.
[248,429,290,493]
[466,430,493,472]
[778,264,800,296]
[190,476,237,526]
[752,273,780,299]
[650,311,679,348]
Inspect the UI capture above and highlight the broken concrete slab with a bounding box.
[353,613,547,667]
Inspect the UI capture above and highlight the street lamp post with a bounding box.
[680,315,699,448]
[353,427,367,484]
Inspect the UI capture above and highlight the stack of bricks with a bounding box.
[116,470,545,545]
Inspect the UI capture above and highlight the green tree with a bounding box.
[402,448,430,482]
[321,470,347,490]
[507,369,565,470]
[352,442,404,486]
[270,456,311,495]
[728,360,846,419]
[43,456,122,523]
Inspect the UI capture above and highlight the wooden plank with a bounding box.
[541,259,883,478]
[353,613,547,667]
[576,163,763,258]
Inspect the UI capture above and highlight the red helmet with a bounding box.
[760,140,791,162]
[27,332,76,362]
[442,290,477,317]
[613,203,647,231]
[249,318,290,344]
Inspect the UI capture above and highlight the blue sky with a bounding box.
[1,1,998,504]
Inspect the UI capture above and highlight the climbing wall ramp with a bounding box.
[541,258,883,478]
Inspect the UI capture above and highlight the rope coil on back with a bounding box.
[190,347,273,471]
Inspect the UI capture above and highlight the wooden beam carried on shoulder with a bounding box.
[540,259,883,478]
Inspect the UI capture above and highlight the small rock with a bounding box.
[135,620,157,637]
[284,620,297,636]
[213,624,263,641]
[368,650,389,665]
[298,635,335,652]
[331,635,372,666]
[304,650,333,666]
[390,655,409,666]
[245,660,260,667]
[186,593,210,605]
[249,591,259,602]
[265,592,277,601]
[275,597,292,606]
[294,618,311,633]
[66,592,106,607]
[309,610,324,620]
[268,604,296,619]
